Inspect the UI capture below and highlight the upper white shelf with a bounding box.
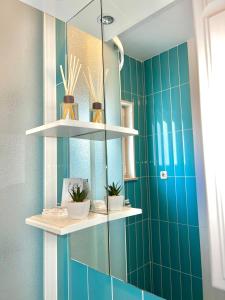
[26,207,142,235]
[26,120,138,141]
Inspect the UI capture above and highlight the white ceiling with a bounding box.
[119,0,194,61]
[20,0,175,41]
[20,0,194,61]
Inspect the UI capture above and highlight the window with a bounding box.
[121,100,136,181]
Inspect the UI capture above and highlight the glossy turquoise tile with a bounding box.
[130,57,138,95]
[136,222,144,268]
[134,179,142,208]
[171,270,181,300]
[160,52,170,90]
[58,235,69,300]
[56,20,66,85]
[150,177,159,219]
[139,98,146,136]
[127,181,135,207]
[169,47,179,87]
[148,135,157,177]
[88,268,112,300]
[70,261,88,300]
[154,92,163,134]
[120,64,125,93]
[158,179,168,221]
[128,224,137,271]
[113,278,142,300]
[125,90,132,100]
[176,177,187,224]
[151,220,161,264]
[169,223,180,270]
[152,264,162,297]
[162,89,172,133]
[126,226,131,272]
[186,177,198,226]
[180,83,192,129]
[189,226,202,277]
[181,273,192,300]
[144,263,151,292]
[174,131,185,176]
[179,224,191,273]
[144,291,164,300]
[135,135,140,163]
[167,177,177,222]
[142,177,149,218]
[143,220,150,264]
[134,95,139,130]
[162,267,171,300]
[57,82,65,119]
[192,276,203,300]
[171,86,182,131]
[166,133,175,176]
[178,43,189,84]
[137,61,144,96]
[146,95,154,136]
[121,89,126,100]
[155,132,165,176]
[184,129,195,176]
[138,266,145,290]
[145,59,153,96]
[124,55,131,93]
[152,56,161,93]
[130,270,138,287]
[160,221,170,268]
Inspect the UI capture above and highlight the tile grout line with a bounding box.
[164,50,173,300]
[168,46,183,299]
[177,44,194,300]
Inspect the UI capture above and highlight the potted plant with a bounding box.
[67,185,90,219]
[105,182,124,211]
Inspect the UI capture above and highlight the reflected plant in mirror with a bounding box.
[105,182,124,211]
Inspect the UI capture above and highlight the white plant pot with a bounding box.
[67,200,90,220]
[108,195,124,211]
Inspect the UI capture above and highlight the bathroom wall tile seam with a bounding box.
[159,54,173,299]
[176,44,194,300]
[123,54,152,289]
[142,57,153,293]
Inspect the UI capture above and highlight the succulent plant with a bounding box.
[69,185,88,203]
[105,182,122,196]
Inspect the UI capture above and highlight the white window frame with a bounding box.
[121,100,136,181]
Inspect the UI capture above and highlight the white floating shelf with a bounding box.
[26,207,142,235]
[26,119,138,141]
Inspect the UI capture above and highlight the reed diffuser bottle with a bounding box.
[83,67,109,123]
[60,55,82,120]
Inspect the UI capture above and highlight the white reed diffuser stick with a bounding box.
[60,55,82,96]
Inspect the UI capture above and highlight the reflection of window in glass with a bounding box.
[121,100,136,180]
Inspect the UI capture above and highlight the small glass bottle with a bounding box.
[91,102,104,123]
[60,95,79,120]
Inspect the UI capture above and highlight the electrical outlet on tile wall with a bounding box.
[160,171,167,180]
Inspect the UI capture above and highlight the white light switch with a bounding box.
[160,171,168,180]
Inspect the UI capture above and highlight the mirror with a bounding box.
[65,0,201,299]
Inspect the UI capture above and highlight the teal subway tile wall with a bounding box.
[121,43,203,300]
[70,260,163,300]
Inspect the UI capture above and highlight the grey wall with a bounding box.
[0,1,43,299]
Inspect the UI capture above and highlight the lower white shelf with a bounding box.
[25,207,142,235]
